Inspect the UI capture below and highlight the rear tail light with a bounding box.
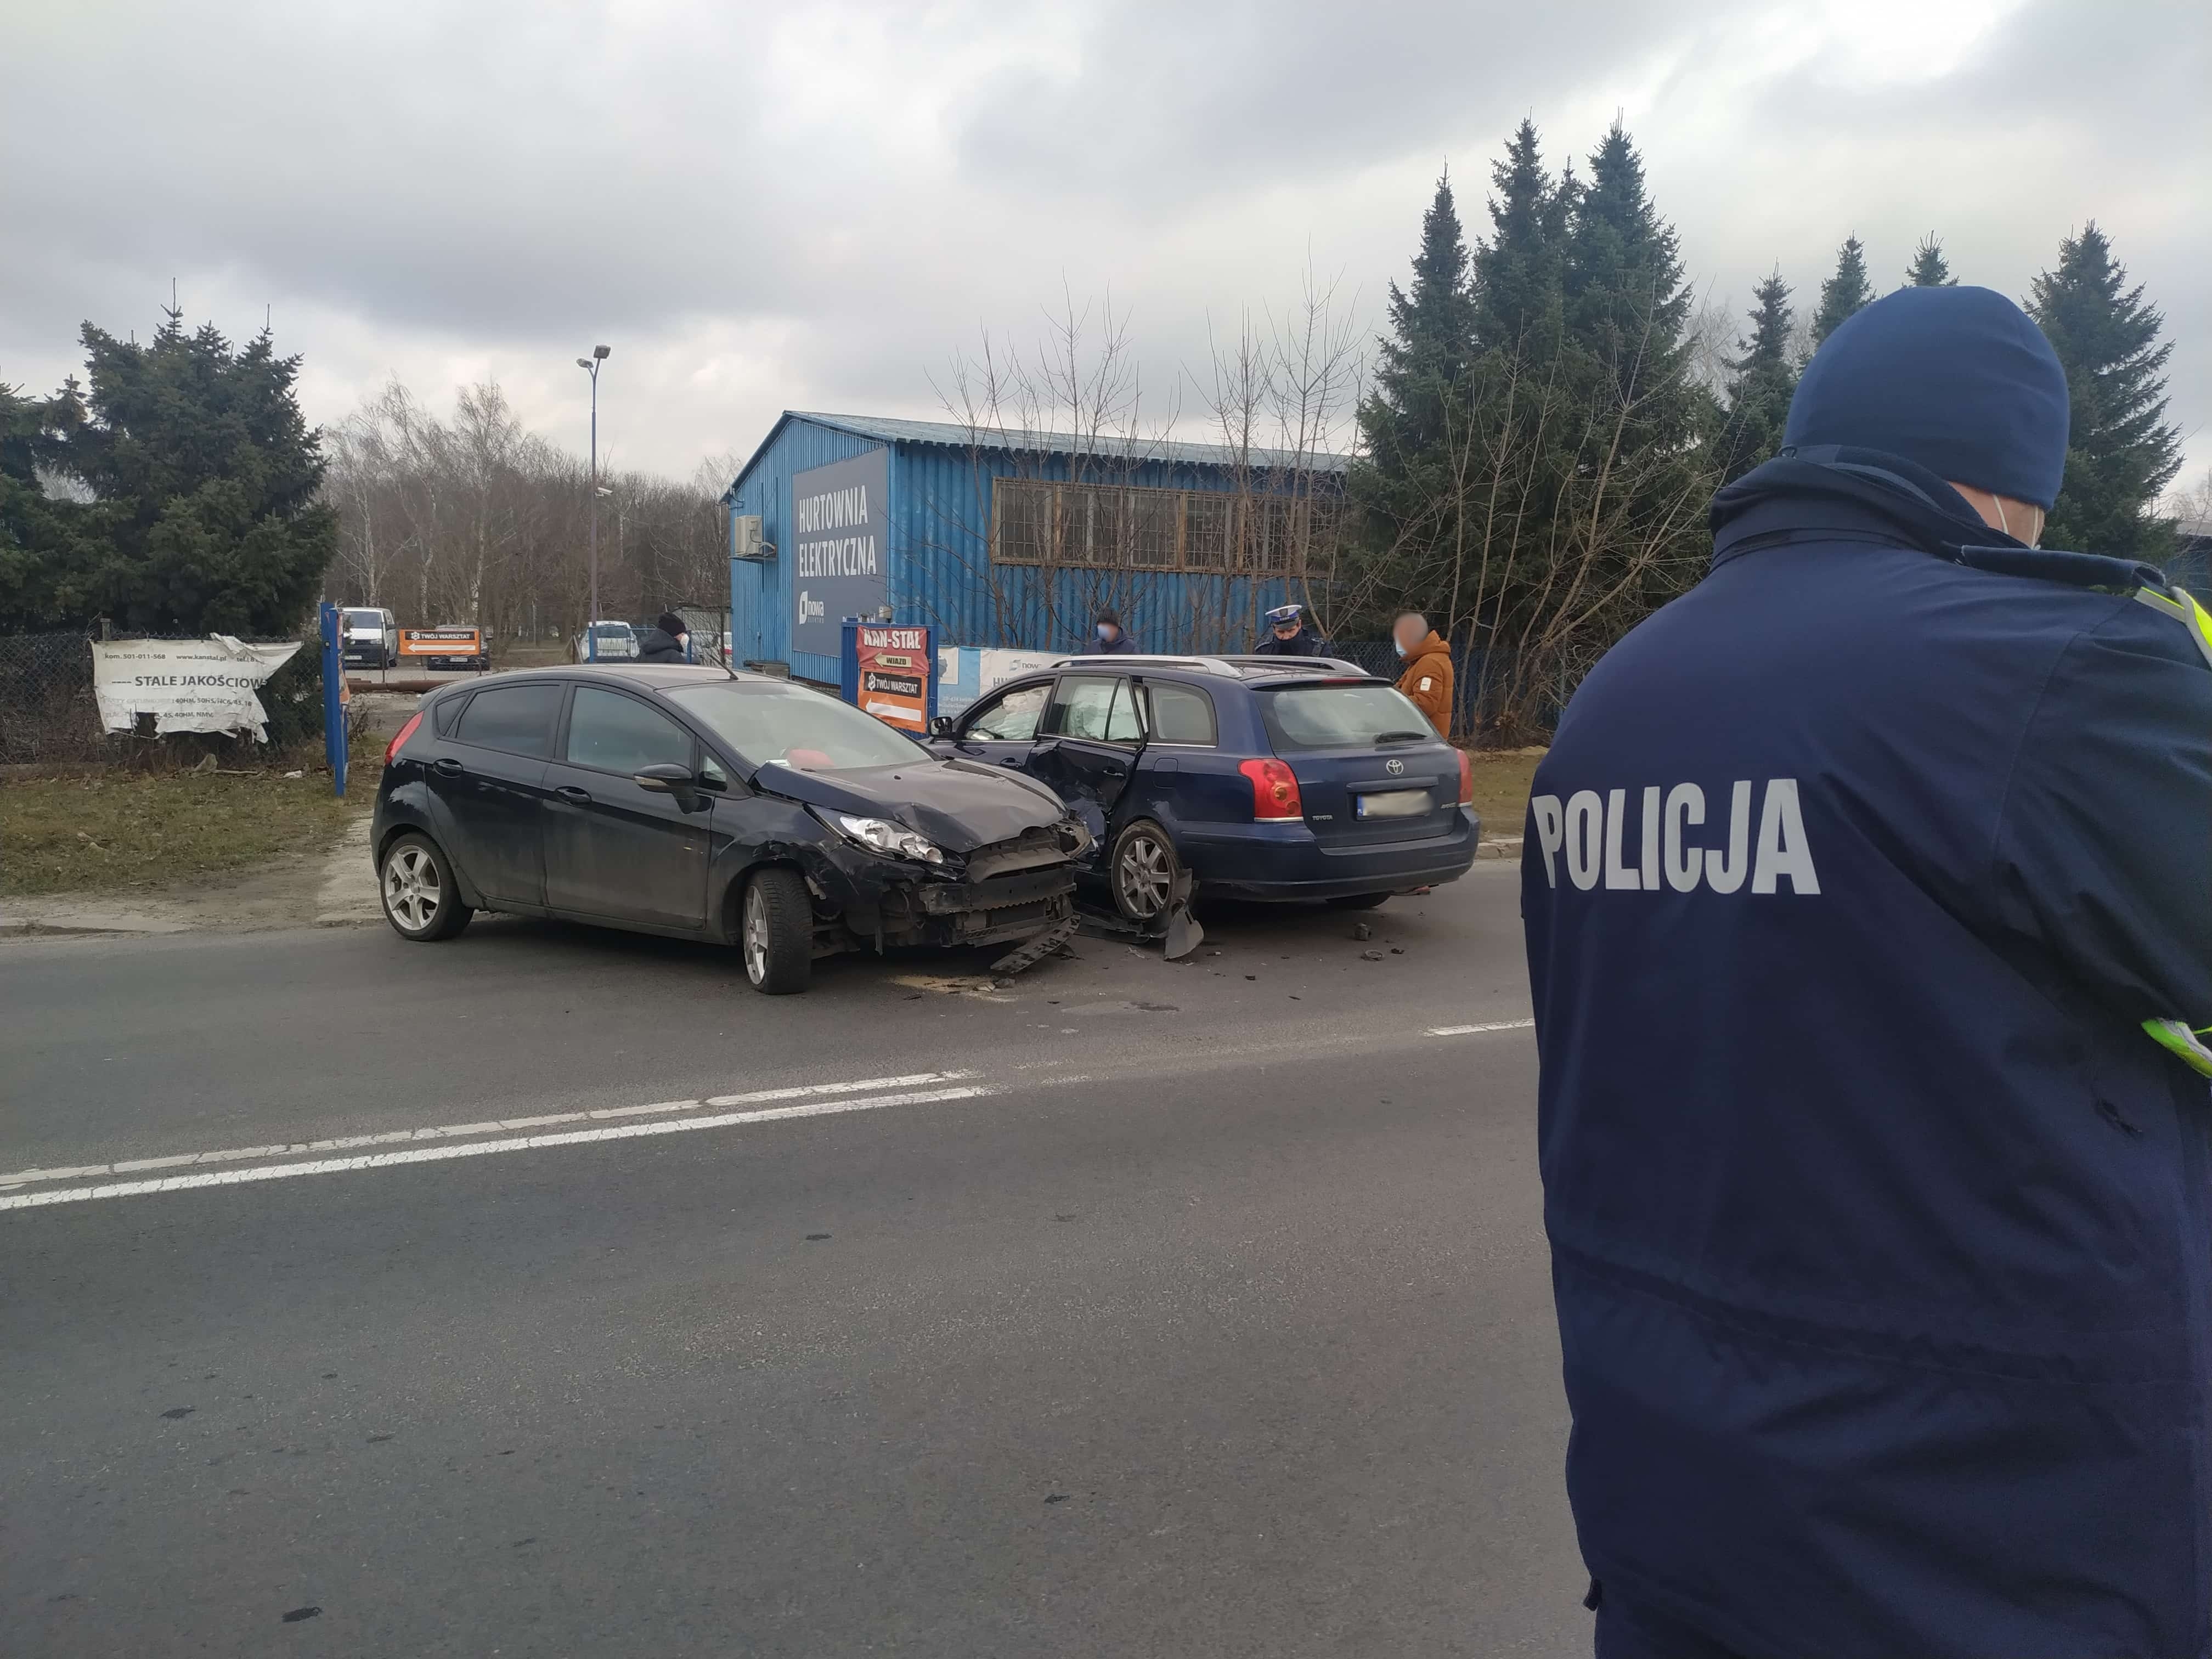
[384,710,423,767]
[1457,748,1474,806]
[1239,757,1303,820]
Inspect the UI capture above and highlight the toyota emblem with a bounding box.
[1385,758,1404,776]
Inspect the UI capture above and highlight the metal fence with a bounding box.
[0,630,101,766]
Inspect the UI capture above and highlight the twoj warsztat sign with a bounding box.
[90,636,302,740]
[790,447,890,659]
[855,625,932,731]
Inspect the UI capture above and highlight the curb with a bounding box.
[1475,837,1525,861]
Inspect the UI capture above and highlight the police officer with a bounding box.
[1522,285,2212,1659]
[1252,602,1326,656]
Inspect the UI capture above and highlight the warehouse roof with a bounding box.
[724,409,1348,502]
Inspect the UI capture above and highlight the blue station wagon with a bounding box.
[928,654,1481,919]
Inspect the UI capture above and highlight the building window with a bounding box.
[991,477,1333,575]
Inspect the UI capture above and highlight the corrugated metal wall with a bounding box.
[728,417,1329,681]
[724,418,884,684]
[890,443,1314,657]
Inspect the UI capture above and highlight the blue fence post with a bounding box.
[839,619,860,706]
[318,601,347,798]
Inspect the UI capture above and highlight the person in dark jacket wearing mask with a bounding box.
[1252,602,1326,656]
[1087,609,1138,654]
[1523,285,2212,1659]
[635,612,690,664]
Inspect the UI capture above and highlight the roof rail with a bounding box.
[1045,653,1242,676]
[1215,654,1378,677]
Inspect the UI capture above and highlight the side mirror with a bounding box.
[633,763,693,794]
[930,715,955,737]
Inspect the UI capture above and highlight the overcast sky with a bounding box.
[4,0,2206,501]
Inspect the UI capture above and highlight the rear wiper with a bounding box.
[1373,730,1432,744]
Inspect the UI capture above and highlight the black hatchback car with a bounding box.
[928,654,1479,919]
[371,665,1090,992]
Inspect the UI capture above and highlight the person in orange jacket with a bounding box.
[1392,612,1452,736]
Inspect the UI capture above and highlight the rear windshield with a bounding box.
[667,682,930,772]
[592,624,633,637]
[343,610,384,627]
[1259,683,1440,752]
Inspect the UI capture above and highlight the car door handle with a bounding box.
[996,757,1024,766]
[555,785,591,804]
[1102,765,1126,778]
[432,757,464,776]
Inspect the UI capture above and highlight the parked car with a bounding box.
[928,654,1480,917]
[570,620,639,662]
[371,665,1090,992]
[341,607,399,669]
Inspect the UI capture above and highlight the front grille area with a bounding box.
[964,825,1080,883]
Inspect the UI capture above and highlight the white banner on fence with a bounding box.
[91,636,303,740]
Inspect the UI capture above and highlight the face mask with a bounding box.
[1393,640,1408,658]
[1096,624,1113,641]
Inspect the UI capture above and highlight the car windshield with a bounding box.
[668,682,932,772]
[1259,682,1440,752]
[592,624,632,639]
[343,610,382,628]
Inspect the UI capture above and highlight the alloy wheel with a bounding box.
[1116,833,1172,918]
[744,886,770,984]
[383,844,442,934]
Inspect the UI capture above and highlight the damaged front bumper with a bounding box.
[809,826,1084,952]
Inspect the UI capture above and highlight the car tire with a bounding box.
[379,832,472,941]
[1109,819,1181,923]
[741,867,812,995]
[1326,891,1392,911]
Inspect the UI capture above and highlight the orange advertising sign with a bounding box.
[399,627,482,658]
[857,625,930,731]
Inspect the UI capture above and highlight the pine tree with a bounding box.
[1472,119,1572,356]
[1905,235,1956,287]
[1566,120,1694,403]
[40,310,336,634]
[1348,171,1482,592]
[2029,223,2183,560]
[1722,271,1798,482]
[0,382,99,632]
[1359,170,1480,466]
[1811,236,1874,348]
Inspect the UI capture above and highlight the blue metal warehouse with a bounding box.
[721,412,1345,685]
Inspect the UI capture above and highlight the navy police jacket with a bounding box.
[1522,451,2212,1658]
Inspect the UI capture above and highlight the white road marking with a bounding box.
[1424,1019,1536,1037]
[0,1084,997,1211]
[0,1071,975,1189]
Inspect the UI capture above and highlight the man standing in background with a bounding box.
[1522,286,2212,1658]
[1391,612,1452,735]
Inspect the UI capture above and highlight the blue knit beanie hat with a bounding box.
[1784,285,2069,510]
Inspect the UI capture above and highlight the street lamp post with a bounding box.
[577,345,611,659]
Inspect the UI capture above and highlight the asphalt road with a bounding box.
[1,864,1586,1657]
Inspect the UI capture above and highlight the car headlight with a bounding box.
[830,813,945,865]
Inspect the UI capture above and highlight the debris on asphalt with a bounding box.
[1359,949,1385,962]
[1352,922,1374,941]
[1390,946,1405,955]
[989,916,1079,978]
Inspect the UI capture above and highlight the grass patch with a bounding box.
[1463,747,1544,836]
[1,766,368,896]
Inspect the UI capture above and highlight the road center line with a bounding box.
[0,1084,999,1211]
[0,1070,976,1189]
[1425,1020,1536,1037]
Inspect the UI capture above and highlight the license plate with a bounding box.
[1356,790,1431,819]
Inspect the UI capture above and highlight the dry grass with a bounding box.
[1463,747,1544,837]
[1,765,370,896]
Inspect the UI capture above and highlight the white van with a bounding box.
[342,607,399,668]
